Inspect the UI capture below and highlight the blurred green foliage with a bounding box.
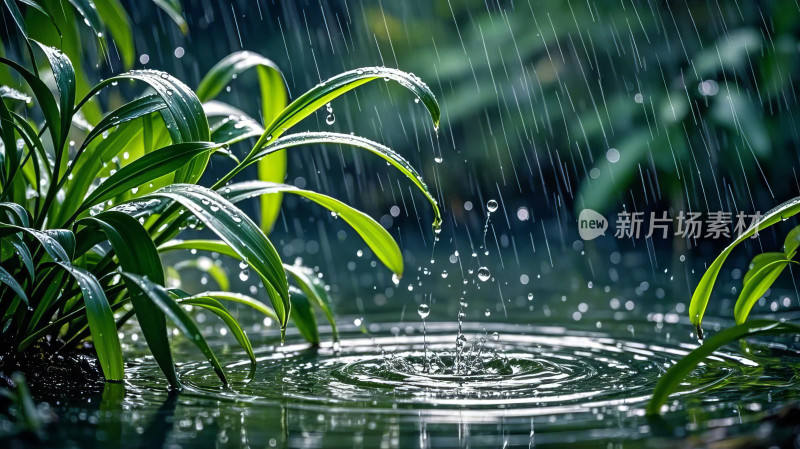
[171,0,800,222]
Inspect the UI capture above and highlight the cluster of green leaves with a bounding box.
[648,197,800,414]
[0,1,440,388]
[350,1,800,217]
[0,0,187,124]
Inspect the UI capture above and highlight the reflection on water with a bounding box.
[23,319,800,448]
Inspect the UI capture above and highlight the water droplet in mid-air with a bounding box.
[487,199,498,212]
[477,267,491,282]
[418,304,430,319]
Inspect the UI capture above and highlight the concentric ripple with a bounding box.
[167,321,781,419]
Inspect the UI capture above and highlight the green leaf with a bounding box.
[3,0,30,39]
[0,264,27,304]
[79,95,167,152]
[0,224,71,262]
[733,253,795,325]
[284,264,337,342]
[152,0,187,34]
[233,67,441,233]
[7,110,51,185]
[0,85,31,102]
[79,211,179,387]
[68,0,105,39]
[0,201,30,226]
[0,57,62,151]
[56,262,123,382]
[15,0,49,17]
[784,225,800,257]
[78,141,222,212]
[248,132,442,233]
[79,70,209,144]
[158,242,283,321]
[196,50,287,233]
[176,293,255,365]
[137,184,290,330]
[169,287,278,322]
[93,0,134,68]
[120,272,227,385]
[689,196,800,331]
[44,229,76,260]
[32,41,76,151]
[196,51,282,103]
[288,286,318,345]
[249,66,440,152]
[0,95,19,185]
[224,180,403,276]
[158,239,237,256]
[1,0,38,67]
[8,234,34,279]
[57,120,141,226]
[647,320,800,415]
[204,101,264,146]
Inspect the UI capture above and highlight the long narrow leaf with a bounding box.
[136,184,290,330]
[249,66,440,151]
[284,264,337,342]
[647,320,800,415]
[689,197,800,331]
[56,263,123,382]
[32,41,75,152]
[79,95,166,152]
[93,0,134,68]
[176,294,255,365]
[78,142,221,212]
[247,133,442,233]
[0,264,27,304]
[79,210,179,387]
[152,0,187,34]
[288,287,318,345]
[223,180,403,276]
[120,272,227,385]
[733,256,796,324]
[196,50,287,233]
